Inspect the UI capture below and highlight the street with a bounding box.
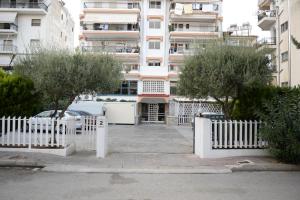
[0,169,299,200]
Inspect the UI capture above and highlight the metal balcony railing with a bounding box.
[169,48,195,55]
[82,46,140,54]
[0,45,17,53]
[258,37,276,45]
[83,2,140,9]
[0,2,48,11]
[82,24,139,31]
[0,23,18,31]
[258,10,276,21]
[171,26,219,33]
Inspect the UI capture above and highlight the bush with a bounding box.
[258,87,300,164]
[0,70,42,117]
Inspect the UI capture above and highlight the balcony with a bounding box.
[81,23,140,40]
[0,2,48,14]
[258,10,276,30]
[0,45,17,54]
[0,23,18,34]
[258,0,272,10]
[257,37,276,52]
[169,26,219,39]
[81,45,140,61]
[83,1,140,14]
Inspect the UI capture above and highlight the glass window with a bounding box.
[170,81,177,95]
[149,21,161,29]
[148,61,161,66]
[281,51,288,62]
[280,21,288,33]
[149,1,161,9]
[31,19,41,26]
[149,41,160,49]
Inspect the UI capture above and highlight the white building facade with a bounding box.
[0,0,74,70]
[80,0,223,123]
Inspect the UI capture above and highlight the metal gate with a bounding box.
[148,103,159,122]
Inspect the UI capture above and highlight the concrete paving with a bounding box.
[0,168,300,200]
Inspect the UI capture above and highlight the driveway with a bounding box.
[108,125,193,154]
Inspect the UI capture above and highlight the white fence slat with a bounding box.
[224,121,228,149]
[244,121,248,148]
[229,121,233,148]
[1,117,5,146]
[258,121,262,148]
[239,120,243,148]
[40,118,44,147]
[249,120,253,148]
[22,117,26,146]
[234,120,237,148]
[254,120,258,148]
[17,117,21,146]
[56,118,60,147]
[34,118,38,146]
[214,121,217,148]
[7,116,10,146]
[62,120,66,147]
[51,118,54,147]
[219,120,222,148]
[45,118,49,147]
[12,117,16,146]
[28,118,32,149]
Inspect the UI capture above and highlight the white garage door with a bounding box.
[104,102,137,125]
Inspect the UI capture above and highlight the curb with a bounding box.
[0,160,44,168]
[42,165,233,174]
[228,164,300,172]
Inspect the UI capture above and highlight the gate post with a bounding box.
[194,117,212,158]
[96,116,108,158]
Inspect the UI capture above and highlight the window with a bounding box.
[149,41,160,49]
[149,1,161,9]
[281,82,288,87]
[3,40,13,51]
[115,81,137,95]
[192,3,203,10]
[31,19,41,26]
[128,2,139,9]
[149,21,161,29]
[148,61,161,66]
[170,81,177,95]
[186,24,190,29]
[61,14,64,20]
[281,51,288,62]
[30,39,40,48]
[143,81,164,93]
[281,21,288,33]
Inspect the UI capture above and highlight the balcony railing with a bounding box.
[83,2,140,9]
[170,26,218,33]
[82,24,139,31]
[258,10,276,21]
[0,23,18,31]
[169,48,195,55]
[258,37,276,45]
[82,46,140,54]
[0,2,48,11]
[0,45,17,53]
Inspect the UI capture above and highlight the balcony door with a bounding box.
[3,40,13,51]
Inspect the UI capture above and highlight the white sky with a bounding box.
[63,0,269,47]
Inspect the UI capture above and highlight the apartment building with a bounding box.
[0,0,74,70]
[80,0,223,123]
[257,0,300,87]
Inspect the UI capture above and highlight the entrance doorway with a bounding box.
[141,103,165,123]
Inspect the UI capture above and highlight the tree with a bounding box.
[292,35,300,49]
[178,43,272,119]
[14,49,122,117]
[0,69,41,117]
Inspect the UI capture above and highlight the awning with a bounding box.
[139,98,167,104]
[0,12,17,23]
[83,13,138,24]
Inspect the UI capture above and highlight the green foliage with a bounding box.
[14,49,122,117]
[258,87,300,164]
[178,43,272,119]
[0,69,41,117]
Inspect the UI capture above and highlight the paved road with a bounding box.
[0,169,299,200]
[109,125,193,154]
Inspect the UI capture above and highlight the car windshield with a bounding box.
[65,111,80,117]
[68,110,92,116]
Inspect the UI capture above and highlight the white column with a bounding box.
[96,116,108,158]
[194,117,212,158]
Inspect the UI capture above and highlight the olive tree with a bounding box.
[178,43,273,119]
[15,49,122,117]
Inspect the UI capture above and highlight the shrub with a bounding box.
[0,70,42,117]
[258,87,300,164]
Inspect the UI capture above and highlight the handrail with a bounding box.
[84,2,140,9]
[82,46,140,53]
[258,10,276,21]
[0,45,17,53]
[0,2,48,11]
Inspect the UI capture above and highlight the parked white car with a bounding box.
[30,110,82,131]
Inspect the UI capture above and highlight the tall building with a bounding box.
[0,0,75,70]
[257,0,300,87]
[80,0,223,123]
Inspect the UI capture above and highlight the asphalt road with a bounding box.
[0,168,299,200]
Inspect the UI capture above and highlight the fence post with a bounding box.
[194,117,212,158]
[96,116,108,158]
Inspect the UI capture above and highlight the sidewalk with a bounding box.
[1,151,299,173]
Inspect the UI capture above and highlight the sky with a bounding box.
[63,0,269,47]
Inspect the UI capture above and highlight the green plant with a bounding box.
[178,42,272,119]
[0,69,42,117]
[258,87,300,164]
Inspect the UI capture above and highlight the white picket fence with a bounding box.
[194,117,269,158]
[211,120,268,149]
[0,116,108,157]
